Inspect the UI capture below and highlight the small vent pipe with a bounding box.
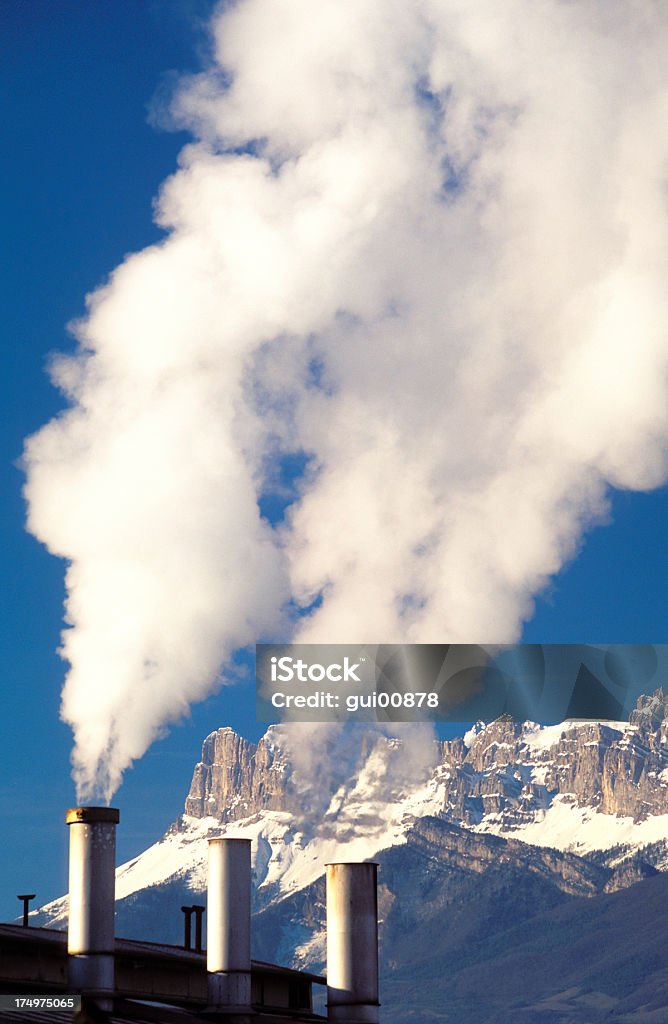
[16,894,35,927]
[181,903,206,952]
[66,806,119,1007]
[207,837,253,1019]
[326,862,380,1023]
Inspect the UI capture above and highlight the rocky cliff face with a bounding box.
[184,727,290,820]
[184,690,668,835]
[440,691,668,828]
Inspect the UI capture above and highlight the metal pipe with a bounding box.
[192,904,205,954]
[181,905,194,950]
[16,894,35,927]
[326,863,380,1024]
[66,806,119,1005]
[207,837,252,1017]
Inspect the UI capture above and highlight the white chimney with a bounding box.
[207,837,252,1017]
[66,806,119,1006]
[326,862,380,1023]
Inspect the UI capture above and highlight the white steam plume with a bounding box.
[23,0,668,800]
[269,721,439,824]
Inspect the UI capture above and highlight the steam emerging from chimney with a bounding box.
[23,0,668,800]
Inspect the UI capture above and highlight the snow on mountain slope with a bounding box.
[475,795,668,853]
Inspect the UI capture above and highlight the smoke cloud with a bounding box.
[23,0,668,800]
[269,721,439,826]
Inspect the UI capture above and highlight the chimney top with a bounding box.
[208,836,250,845]
[65,807,120,825]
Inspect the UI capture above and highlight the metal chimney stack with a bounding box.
[207,837,253,1021]
[66,806,119,1007]
[326,863,380,1024]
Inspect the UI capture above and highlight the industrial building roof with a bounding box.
[0,922,326,1023]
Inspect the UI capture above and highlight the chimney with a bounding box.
[207,837,253,1020]
[66,806,119,1007]
[326,863,380,1024]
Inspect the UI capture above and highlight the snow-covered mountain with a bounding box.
[38,690,668,1023]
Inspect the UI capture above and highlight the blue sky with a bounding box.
[1,1,666,923]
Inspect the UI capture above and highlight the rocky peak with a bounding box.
[435,696,668,828]
[184,727,290,821]
[464,715,525,771]
[630,687,668,729]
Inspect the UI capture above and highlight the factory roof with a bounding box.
[0,922,325,1023]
